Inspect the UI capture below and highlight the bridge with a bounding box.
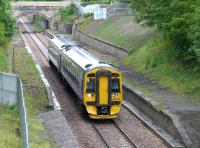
[12,1,71,29]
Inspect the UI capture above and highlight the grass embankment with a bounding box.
[78,16,157,52]
[13,34,51,147]
[80,15,200,99]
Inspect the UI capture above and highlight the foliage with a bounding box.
[59,3,78,22]
[0,0,15,39]
[130,0,200,71]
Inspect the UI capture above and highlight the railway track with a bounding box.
[92,120,137,148]
[17,17,167,148]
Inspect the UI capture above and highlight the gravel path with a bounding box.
[39,110,79,147]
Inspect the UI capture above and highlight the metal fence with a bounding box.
[0,72,29,148]
[75,2,134,20]
[0,73,17,105]
[107,3,134,18]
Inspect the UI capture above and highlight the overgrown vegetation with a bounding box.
[0,0,15,72]
[0,0,15,40]
[0,105,21,147]
[14,34,51,147]
[59,3,78,22]
[130,0,200,72]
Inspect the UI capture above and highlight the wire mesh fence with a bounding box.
[0,72,29,148]
[75,2,134,20]
[107,3,134,18]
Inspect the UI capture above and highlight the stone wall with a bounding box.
[74,30,128,58]
[57,23,73,34]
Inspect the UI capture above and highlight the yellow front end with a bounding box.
[83,68,123,119]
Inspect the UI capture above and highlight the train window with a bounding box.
[111,78,120,92]
[112,73,119,77]
[87,73,95,77]
[86,78,95,93]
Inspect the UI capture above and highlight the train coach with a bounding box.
[48,35,123,119]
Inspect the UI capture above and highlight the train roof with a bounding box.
[51,34,76,50]
[52,35,118,71]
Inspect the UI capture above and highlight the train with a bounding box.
[48,35,123,119]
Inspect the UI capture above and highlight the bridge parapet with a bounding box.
[12,1,71,29]
[12,1,70,7]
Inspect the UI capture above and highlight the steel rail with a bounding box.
[112,120,138,148]
[91,123,110,148]
[19,18,49,60]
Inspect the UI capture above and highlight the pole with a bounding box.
[12,47,15,73]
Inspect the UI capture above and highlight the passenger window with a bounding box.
[86,78,95,93]
[111,78,120,92]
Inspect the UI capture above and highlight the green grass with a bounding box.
[14,34,51,147]
[0,105,21,148]
[81,15,157,52]
[0,46,8,72]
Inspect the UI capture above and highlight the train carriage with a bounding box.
[48,35,123,119]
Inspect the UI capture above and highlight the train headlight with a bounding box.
[112,93,119,97]
[87,93,94,98]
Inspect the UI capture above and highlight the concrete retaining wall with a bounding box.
[74,30,128,58]
[123,85,186,146]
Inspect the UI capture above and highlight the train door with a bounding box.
[96,71,111,115]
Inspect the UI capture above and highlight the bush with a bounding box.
[59,3,78,22]
[0,0,15,38]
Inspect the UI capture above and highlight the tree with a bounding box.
[59,4,78,22]
[0,0,15,38]
[130,0,200,70]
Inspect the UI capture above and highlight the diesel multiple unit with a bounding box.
[48,35,123,119]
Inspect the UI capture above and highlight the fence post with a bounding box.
[12,47,15,73]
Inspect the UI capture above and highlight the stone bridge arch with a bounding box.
[15,11,51,21]
[15,10,62,29]
[12,1,70,29]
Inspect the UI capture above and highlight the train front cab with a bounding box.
[83,68,123,119]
